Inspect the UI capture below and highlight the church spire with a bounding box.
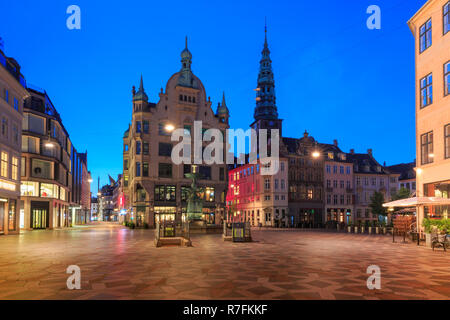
[139,74,144,91]
[254,21,278,121]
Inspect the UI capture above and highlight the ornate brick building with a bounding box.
[122,39,229,227]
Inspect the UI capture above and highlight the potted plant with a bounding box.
[368,221,373,234]
[347,222,353,233]
[375,221,380,234]
[354,221,359,234]
[423,218,434,247]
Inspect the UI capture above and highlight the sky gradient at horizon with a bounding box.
[0,0,425,194]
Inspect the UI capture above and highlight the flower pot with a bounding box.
[361,226,365,233]
[368,227,372,234]
[354,226,358,233]
[348,226,352,233]
[376,227,380,234]
[336,224,340,231]
[382,227,386,234]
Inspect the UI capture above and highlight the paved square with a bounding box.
[0,223,449,300]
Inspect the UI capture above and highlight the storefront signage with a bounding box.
[0,179,16,191]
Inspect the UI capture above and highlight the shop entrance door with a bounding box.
[31,209,48,229]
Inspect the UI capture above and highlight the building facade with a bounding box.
[226,158,289,227]
[322,141,354,224]
[21,87,88,229]
[0,48,28,235]
[408,0,450,225]
[347,149,399,224]
[122,40,229,228]
[90,197,98,221]
[98,184,115,221]
[386,161,417,195]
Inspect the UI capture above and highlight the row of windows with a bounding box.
[153,185,215,202]
[179,94,196,103]
[326,194,352,205]
[326,180,352,189]
[132,162,219,180]
[421,124,450,164]
[325,164,351,174]
[419,2,449,53]
[356,176,387,187]
[20,181,67,201]
[420,62,450,108]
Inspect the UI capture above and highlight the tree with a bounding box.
[391,187,411,201]
[369,191,387,221]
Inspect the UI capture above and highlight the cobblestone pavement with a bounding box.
[0,223,449,300]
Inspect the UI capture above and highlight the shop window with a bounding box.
[8,200,16,231]
[21,181,38,196]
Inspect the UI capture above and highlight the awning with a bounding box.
[383,197,450,208]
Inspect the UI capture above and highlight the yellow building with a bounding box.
[408,0,450,225]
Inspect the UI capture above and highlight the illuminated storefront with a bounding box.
[424,180,450,219]
[20,180,70,229]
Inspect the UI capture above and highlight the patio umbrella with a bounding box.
[383,197,450,208]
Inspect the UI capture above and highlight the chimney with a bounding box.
[333,139,338,147]
[367,149,372,156]
[350,149,355,154]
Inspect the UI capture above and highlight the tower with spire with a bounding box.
[216,92,230,124]
[251,22,282,137]
[132,74,148,112]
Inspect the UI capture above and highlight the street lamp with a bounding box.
[164,124,175,132]
[312,151,320,159]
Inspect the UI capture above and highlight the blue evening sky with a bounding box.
[0,0,425,193]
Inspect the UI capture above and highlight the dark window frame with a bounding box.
[419,18,432,53]
[420,73,433,108]
[420,131,434,165]
[445,124,450,159]
[444,61,450,97]
[444,1,449,35]
[158,163,172,178]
